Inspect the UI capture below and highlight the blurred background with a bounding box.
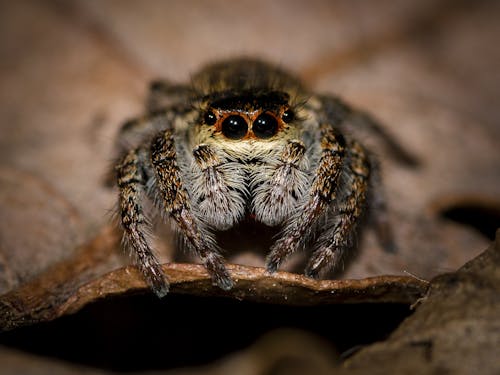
[0,1,499,374]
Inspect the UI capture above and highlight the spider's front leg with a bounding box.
[304,140,370,278]
[313,95,401,254]
[265,125,346,273]
[116,148,170,297]
[150,131,234,290]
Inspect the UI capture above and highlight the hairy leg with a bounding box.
[116,108,192,152]
[266,126,346,273]
[366,154,396,253]
[116,148,169,297]
[304,140,370,278]
[150,131,234,290]
[309,95,401,257]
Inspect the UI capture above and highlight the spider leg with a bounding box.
[366,154,397,253]
[317,95,418,166]
[150,131,234,290]
[317,95,398,253]
[116,149,169,297]
[116,109,188,151]
[266,126,346,273]
[106,109,192,187]
[304,140,370,278]
[147,80,194,112]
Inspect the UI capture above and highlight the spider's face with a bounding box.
[199,90,296,142]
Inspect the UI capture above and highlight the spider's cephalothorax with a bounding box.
[114,58,405,297]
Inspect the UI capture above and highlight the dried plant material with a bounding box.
[0,168,82,293]
[169,231,500,375]
[342,230,500,375]
[0,1,499,373]
[175,329,339,375]
[2,231,497,374]
[0,225,427,332]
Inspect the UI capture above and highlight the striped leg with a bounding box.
[116,149,169,297]
[266,126,346,273]
[305,140,370,278]
[150,131,234,290]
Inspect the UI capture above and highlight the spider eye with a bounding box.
[221,115,248,139]
[253,113,278,139]
[204,110,217,125]
[282,109,294,123]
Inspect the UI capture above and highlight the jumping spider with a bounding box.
[114,58,412,297]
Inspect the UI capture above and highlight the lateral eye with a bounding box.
[221,115,248,139]
[281,109,294,123]
[204,110,217,125]
[253,113,278,139]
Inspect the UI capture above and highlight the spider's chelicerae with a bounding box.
[114,58,411,297]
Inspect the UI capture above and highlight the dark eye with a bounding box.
[221,115,248,139]
[282,109,294,123]
[204,110,217,125]
[253,113,278,139]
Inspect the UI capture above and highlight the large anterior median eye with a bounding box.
[221,115,248,139]
[253,113,278,139]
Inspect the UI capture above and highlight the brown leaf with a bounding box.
[342,229,500,375]
[0,1,499,373]
[0,224,427,331]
